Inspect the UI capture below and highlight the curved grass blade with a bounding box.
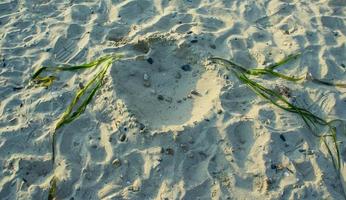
[33,76,56,88]
[267,53,300,70]
[32,55,117,87]
[311,78,346,88]
[210,55,303,81]
[248,68,304,81]
[211,55,346,87]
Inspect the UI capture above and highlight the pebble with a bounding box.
[210,44,216,49]
[165,148,174,155]
[279,134,286,142]
[112,159,121,167]
[271,164,277,169]
[157,95,164,101]
[165,97,173,103]
[143,73,151,87]
[119,134,126,142]
[190,39,198,43]
[139,123,145,131]
[284,171,290,177]
[12,86,23,91]
[143,81,151,87]
[190,90,201,96]
[143,73,150,81]
[147,57,154,64]
[181,64,191,71]
[175,71,182,79]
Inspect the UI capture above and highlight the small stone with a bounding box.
[187,94,192,98]
[12,86,23,91]
[175,72,182,79]
[112,159,121,167]
[143,73,151,87]
[181,64,191,71]
[147,57,154,64]
[190,90,201,96]
[165,97,173,103]
[217,109,223,114]
[143,81,151,87]
[191,39,198,43]
[279,134,286,142]
[157,95,164,101]
[284,171,290,177]
[270,164,277,169]
[187,31,193,34]
[79,82,84,89]
[210,44,216,49]
[139,123,145,131]
[166,148,174,155]
[119,134,126,142]
[143,73,150,81]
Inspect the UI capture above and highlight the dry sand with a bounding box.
[1,0,346,199]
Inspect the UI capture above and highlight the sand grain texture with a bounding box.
[1,0,346,199]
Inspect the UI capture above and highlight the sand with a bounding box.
[1,0,346,199]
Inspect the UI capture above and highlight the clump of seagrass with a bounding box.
[210,54,345,170]
[32,54,122,199]
[33,54,121,159]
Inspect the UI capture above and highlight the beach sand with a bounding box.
[1,0,346,199]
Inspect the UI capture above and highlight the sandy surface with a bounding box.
[1,0,346,199]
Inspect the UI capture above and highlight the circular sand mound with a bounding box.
[111,37,223,131]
